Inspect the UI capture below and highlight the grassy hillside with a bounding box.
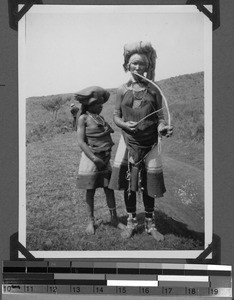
[26,72,204,167]
[158,72,204,168]
[25,72,205,252]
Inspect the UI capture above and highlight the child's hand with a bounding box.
[93,156,106,170]
[124,121,138,133]
[159,125,174,137]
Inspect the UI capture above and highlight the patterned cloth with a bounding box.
[77,151,112,189]
[109,135,166,198]
[109,80,167,198]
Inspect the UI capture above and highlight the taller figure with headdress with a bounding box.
[109,41,173,241]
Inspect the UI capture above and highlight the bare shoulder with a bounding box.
[116,83,128,99]
[78,114,87,126]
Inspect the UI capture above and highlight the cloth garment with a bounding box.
[77,151,112,189]
[120,82,162,164]
[109,80,166,197]
[77,113,114,189]
[109,135,166,198]
[85,116,114,154]
[74,86,110,106]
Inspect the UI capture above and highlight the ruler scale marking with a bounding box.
[2,261,232,298]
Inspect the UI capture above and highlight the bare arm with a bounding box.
[77,115,106,169]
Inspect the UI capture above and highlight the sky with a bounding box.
[19,5,211,98]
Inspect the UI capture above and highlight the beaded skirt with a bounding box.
[108,135,166,198]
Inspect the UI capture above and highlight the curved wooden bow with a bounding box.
[132,71,171,128]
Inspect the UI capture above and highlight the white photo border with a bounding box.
[19,4,212,259]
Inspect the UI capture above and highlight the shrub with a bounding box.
[26,118,73,144]
[41,95,71,120]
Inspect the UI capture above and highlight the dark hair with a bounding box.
[78,104,88,117]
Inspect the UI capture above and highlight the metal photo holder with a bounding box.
[9,231,221,264]
[8,0,43,31]
[8,0,220,31]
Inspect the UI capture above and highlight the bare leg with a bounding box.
[85,189,95,235]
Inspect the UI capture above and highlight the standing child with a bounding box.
[75,86,120,235]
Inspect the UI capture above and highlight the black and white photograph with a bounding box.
[18,5,212,259]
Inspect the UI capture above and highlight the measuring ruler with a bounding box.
[2,261,232,298]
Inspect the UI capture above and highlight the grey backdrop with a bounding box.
[0,0,234,298]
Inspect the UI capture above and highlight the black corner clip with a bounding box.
[186,0,220,30]
[10,232,39,261]
[186,234,221,265]
[8,0,43,31]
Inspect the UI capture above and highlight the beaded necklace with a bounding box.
[131,82,147,109]
[131,82,147,101]
[87,112,106,126]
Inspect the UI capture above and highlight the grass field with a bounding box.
[25,72,205,252]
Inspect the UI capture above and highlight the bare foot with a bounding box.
[150,229,164,242]
[85,221,95,235]
[120,217,138,239]
[110,216,127,231]
[117,223,127,230]
[121,227,134,239]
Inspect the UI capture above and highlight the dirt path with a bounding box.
[157,155,204,233]
[112,132,205,234]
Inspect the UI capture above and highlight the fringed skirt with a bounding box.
[108,135,166,198]
[77,152,112,190]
